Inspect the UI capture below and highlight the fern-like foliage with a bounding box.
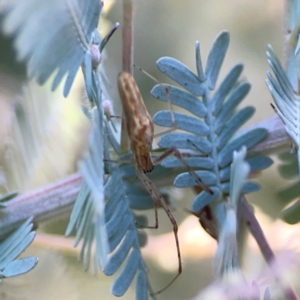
[194,148,273,299]
[203,147,273,299]
[214,146,250,277]
[151,31,272,230]
[0,1,151,297]
[0,0,102,97]
[0,192,37,281]
[3,81,62,191]
[101,32,272,299]
[66,44,154,300]
[275,151,300,224]
[266,45,300,224]
[65,73,109,272]
[266,45,300,173]
[0,217,38,282]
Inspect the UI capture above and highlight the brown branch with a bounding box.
[241,197,298,300]
[0,113,290,240]
[241,114,290,156]
[122,0,134,74]
[120,0,134,154]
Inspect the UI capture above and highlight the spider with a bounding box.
[118,71,212,294]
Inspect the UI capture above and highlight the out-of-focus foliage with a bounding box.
[276,152,300,224]
[0,0,102,97]
[267,44,300,225]
[266,45,300,174]
[0,218,38,282]
[0,190,18,208]
[3,81,61,191]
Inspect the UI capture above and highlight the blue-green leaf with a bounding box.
[152,33,271,260]
[219,156,273,181]
[151,85,207,118]
[0,191,18,203]
[221,181,260,194]
[111,249,140,296]
[0,218,37,281]
[136,270,148,300]
[218,128,267,168]
[0,218,33,253]
[109,215,131,252]
[103,231,135,276]
[267,45,300,175]
[174,171,217,187]
[192,187,222,212]
[157,57,206,96]
[65,182,90,236]
[214,82,251,134]
[161,156,214,169]
[106,204,129,238]
[205,31,230,90]
[195,41,205,82]
[158,133,212,154]
[216,106,255,150]
[267,45,294,100]
[153,111,209,135]
[211,63,244,115]
[2,257,38,278]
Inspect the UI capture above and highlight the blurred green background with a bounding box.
[1,1,299,300]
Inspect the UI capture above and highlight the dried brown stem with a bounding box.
[122,0,134,74]
[120,0,134,153]
[241,197,298,300]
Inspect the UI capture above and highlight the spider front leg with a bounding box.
[135,167,182,296]
[152,147,213,194]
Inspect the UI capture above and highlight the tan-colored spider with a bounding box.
[118,71,212,295]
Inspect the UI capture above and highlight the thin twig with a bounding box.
[241,197,275,263]
[241,197,299,300]
[120,0,134,153]
[122,0,134,75]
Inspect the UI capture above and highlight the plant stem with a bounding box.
[122,0,134,75]
[120,0,134,153]
[0,113,290,240]
[245,114,290,156]
[241,197,274,263]
[0,173,82,239]
[241,197,299,300]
